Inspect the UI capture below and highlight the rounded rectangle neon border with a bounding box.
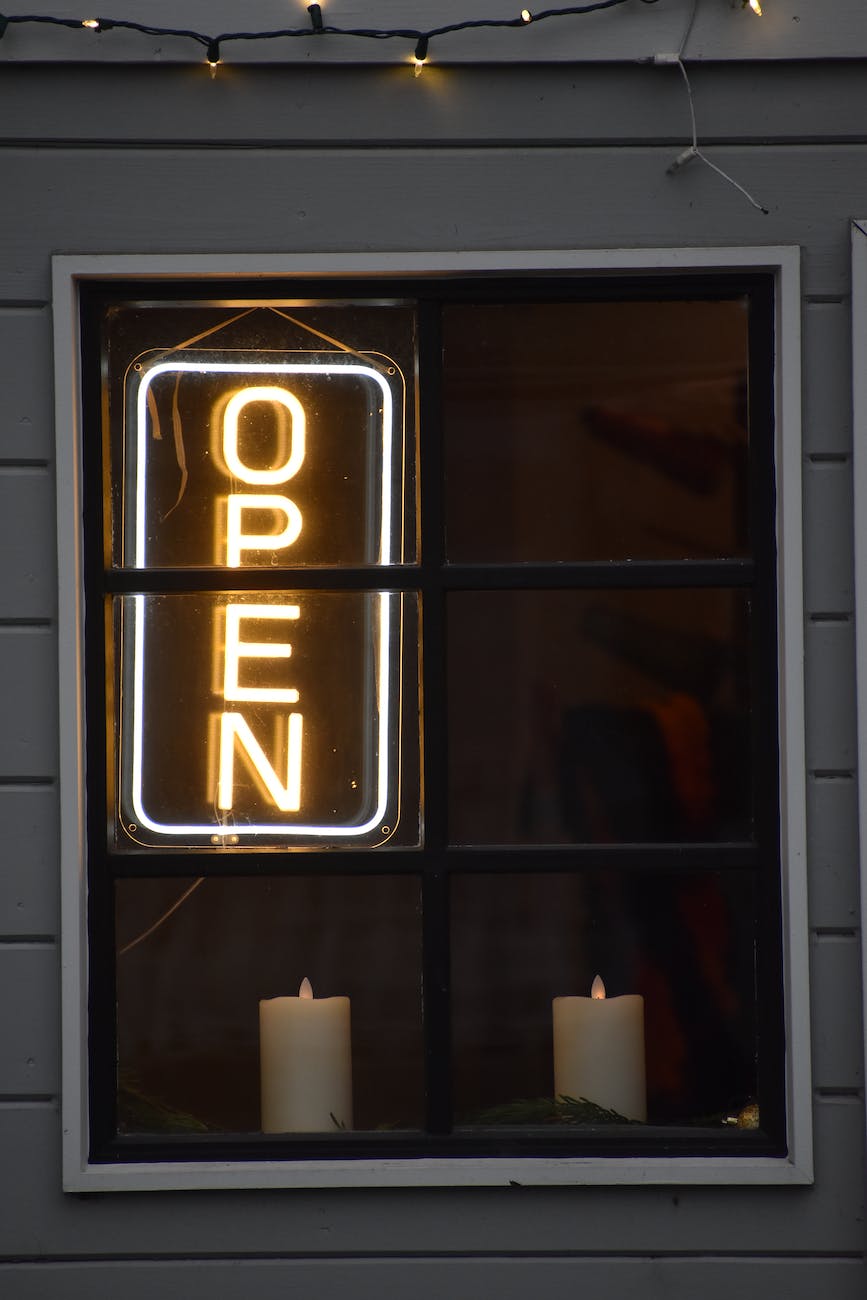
[125,358,403,844]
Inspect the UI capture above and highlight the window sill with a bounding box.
[64,1150,813,1193]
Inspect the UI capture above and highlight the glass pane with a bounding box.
[111,590,419,849]
[451,871,758,1128]
[448,589,751,844]
[115,876,424,1135]
[444,299,750,562]
[100,301,417,567]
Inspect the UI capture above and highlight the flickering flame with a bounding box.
[748,0,762,13]
[591,974,606,1000]
[299,977,313,999]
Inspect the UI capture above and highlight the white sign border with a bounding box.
[126,358,397,842]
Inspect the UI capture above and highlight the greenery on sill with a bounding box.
[466,1095,640,1126]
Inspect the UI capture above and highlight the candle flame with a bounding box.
[299,977,313,999]
[591,974,606,1000]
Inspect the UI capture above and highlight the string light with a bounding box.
[412,34,428,76]
[206,37,220,77]
[0,0,764,66]
[0,3,769,210]
[0,3,668,70]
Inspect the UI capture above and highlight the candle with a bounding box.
[259,977,353,1133]
[552,974,646,1121]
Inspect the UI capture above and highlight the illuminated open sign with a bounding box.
[118,354,406,848]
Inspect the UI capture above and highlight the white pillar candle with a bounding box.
[260,977,353,1133]
[552,974,646,1121]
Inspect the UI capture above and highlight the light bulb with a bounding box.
[413,35,429,76]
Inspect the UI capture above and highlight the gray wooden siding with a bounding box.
[1,1258,867,1300]
[1,47,865,1300]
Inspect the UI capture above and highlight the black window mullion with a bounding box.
[103,567,423,593]
[441,560,755,590]
[418,298,452,1133]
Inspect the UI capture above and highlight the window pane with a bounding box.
[448,589,751,844]
[115,876,424,1135]
[444,300,750,562]
[110,590,419,849]
[451,871,758,1128]
[100,301,417,567]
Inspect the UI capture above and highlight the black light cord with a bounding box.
[0,2,663,67]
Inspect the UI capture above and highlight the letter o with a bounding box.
[222,386,306,485]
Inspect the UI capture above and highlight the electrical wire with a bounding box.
[117,877,205,956]
[666,51,769,215]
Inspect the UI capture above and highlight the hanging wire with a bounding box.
[676,0,698,58]
[653,4,768,217]
[117,877,205,956]
[665,58,768,215]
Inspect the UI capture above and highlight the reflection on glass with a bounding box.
[115,876,424,1135]
[448,589,750,844]
[112,590,419,849]
[100,302,417,567]
[444,299,749,562]
[451,872,757,1127]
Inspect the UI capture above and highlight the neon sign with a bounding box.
[119,354,404,847]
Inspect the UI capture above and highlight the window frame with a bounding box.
[54,247,811,1191]
[850,219,867,1111]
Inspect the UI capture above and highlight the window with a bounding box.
[55,251,810,1190]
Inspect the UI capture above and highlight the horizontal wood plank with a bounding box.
[810,935,863,1090]
[0,470,57,620]
[803,461,854,616]
[0,1099,861,1256]
[0,1256,865,1300]
[0,311,53,459]
[2,147,865,302]
[3,65,867,147]
[0,788,59,937]
[804,621,857,774]
[806,777,861,929]
[0,945,58,1095]
[0,629,58,778]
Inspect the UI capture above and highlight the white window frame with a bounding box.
[54,247,811,1191]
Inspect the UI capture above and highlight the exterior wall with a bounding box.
[1,5,866,1294]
